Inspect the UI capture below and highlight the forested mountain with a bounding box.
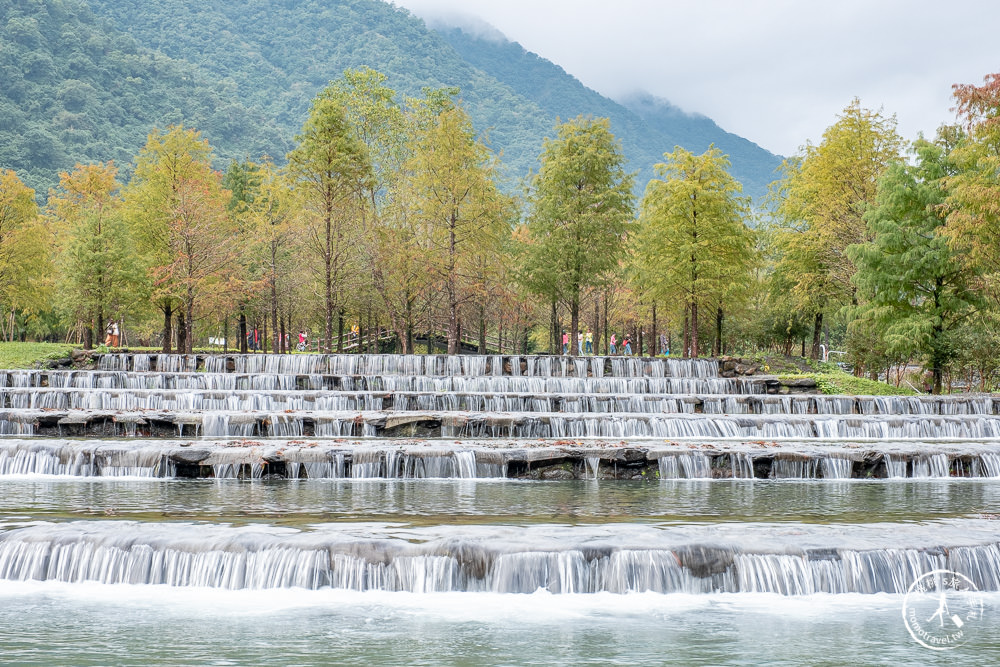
[3,0,781,199]
[0,0,287,195]
[435,24,783,200]
[83,0,554,186]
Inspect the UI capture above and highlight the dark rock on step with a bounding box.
[169,448,211,464]
[674,545,736,578]
[612,447,648,464]
[539,466,575,480]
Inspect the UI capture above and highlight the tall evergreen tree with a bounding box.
[772,100,903,359]
[633,145,753,357]
[406,100,512,355]
[0,169,49,340]
[524,116,634,355]
[226,158,298,354]
[287,91,373,353]
[124,126,234,353]
[328,68,420,351]
[49,162,147,348]
[848,135,978,393]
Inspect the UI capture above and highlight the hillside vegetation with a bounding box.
[438,26,782,198]
[0,0,286,193]
[2,0,782,198]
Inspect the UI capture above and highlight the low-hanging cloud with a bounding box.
[395,0,999,155]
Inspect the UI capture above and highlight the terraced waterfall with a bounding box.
[1,353,998,663]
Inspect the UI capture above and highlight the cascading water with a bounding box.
[2,521,999,595]
[4,351,1000,664]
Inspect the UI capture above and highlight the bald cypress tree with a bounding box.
[633,145,753,357]
[848,135,978,394]
[772,100,903,359]
[287,91,373,353]
[523,117,634,356]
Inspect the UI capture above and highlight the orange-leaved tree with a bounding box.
[124,126,235,353]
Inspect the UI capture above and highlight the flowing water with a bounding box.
[1,353,999,665]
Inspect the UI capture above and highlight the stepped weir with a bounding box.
[2,352,999,661]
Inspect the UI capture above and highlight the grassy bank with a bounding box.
[0,342,79,369]
[776,362,918,396]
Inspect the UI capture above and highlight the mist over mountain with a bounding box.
[2,0,782,200]
[617,91,783,201]
[434,21,783,199]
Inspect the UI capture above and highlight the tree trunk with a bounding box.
[593,297,600,358]
[478,304,487,353]
[931,298,944,394]
[337,308,345,354]
[682,312,690,359]
[570,292,579,358]
[447,213,459,355]
[689,211,699,358]
[185,293,194,354]
[602,291,609,355]
[405,295,414,354]
[690,299,699,358]
[161,302,172,354]
[176,311,186,354]
[714,306,723,357]
[811,311,823,360]
[324,197,334,354]
[270,266,279,354]
[238,308,247,354]
[425,306,433,355]
[96,308,105,350]
[550,301,558,354]
[651,303,657,357]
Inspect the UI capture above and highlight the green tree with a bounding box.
[772,99,903,359]
[226,158,298,353]
[406,100,513,354]
[287,90,373,353]
[0,168,50,340]
[848,134,977,393]
[946,73,1000,276]
[633,145,753,357]
[328,68,422,351]
[524,116,634,355]
[49,162,147,348]
[124,125,234,353]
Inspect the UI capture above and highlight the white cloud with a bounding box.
[394,0,998,155]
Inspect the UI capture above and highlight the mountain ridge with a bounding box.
[2,0,783,201]
[431,20,782,199]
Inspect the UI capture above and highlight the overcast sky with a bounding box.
[392,0,997,156]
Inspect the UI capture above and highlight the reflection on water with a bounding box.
[0,478,997,526]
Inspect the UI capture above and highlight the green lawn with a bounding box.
[0,342,79,369]
[778,365,918,396]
